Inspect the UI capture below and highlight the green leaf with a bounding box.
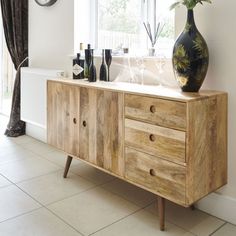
[170,0,212,10]
[169,1,182,10]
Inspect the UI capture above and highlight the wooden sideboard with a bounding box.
[47,79,227,231]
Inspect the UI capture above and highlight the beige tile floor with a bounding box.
[0,115,235,236]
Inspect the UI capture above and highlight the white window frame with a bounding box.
[75,0,174,55]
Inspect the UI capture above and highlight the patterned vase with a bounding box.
[172,9,209,92]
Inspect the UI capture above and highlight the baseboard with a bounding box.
[26,122,46,143]
[196,192,236,224]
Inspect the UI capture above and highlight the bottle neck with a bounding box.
[102,50,105,63]
[186,9,196,30]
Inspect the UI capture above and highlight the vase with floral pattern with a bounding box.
[172,9,209,92]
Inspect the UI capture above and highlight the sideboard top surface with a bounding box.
[48,78,226,102]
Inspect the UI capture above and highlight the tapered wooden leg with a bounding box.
[63,156,73,178]
[158,196,165,231]
[190,204,195,210]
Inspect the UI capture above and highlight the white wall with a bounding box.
[29,0,74,75]
[176,0,236,223]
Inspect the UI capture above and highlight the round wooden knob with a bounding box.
[82,120,87,127]
[73,118,77,124]
[149,169,156,176]
[149,134,156,142]
[150,105,156,113]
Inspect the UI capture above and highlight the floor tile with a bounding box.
[102,178,156,207]
[92,209,194,236]
[20,140,56,155]
[18,170,95,205]
[70,163,114,185]
[0,175,11,188]
[0,208,82,236]
[212,223,236,236]
[0,156,61,183]
[11,135,37,145]
[0,147,38,165]
[0,145,27,159]
[0,185,41,222]
[146,201,225,236]
[48,187,140,235]
[0,137,16,148]
[40,150,82,167]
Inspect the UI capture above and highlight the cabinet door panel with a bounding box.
[79,87,97,163]
[47,81,65,150]
[47,81,80,156]
[96,90,124,176]
[63,85,80,156]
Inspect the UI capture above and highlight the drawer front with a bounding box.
[125,94,186,130]
[125,119,186,164]
[125,147,186,205]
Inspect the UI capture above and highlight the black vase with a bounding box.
[172,9,209,92]
[100,50,108,81]
[88,50,97,82]
[84,47,92,79]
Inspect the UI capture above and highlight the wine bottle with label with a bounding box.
[72,53,84,79]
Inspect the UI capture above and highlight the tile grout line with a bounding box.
[0,168,63,185]
[44,206,85,236]
[140,200,198,236]
[209,222,227,236]
[88,201,158,236]
[0,207,44,225]
[0,172,225,236]
[0,135,232,236]
[14,169,63,184]
[0,174,85,236]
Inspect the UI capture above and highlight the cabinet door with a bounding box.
[79,88,124,176]
[96,90,124,176]
[47,81,80,156]
[79,87,97,163]
[47,81,64,150]
[63,84,80,156]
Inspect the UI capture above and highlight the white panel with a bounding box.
[21,67,64,131]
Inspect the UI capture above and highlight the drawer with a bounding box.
[125,147,186,205]
[125,94,186,130]
[125,119,186,164]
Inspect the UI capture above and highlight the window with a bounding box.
[97,0,143,50]
[75,0,174,56]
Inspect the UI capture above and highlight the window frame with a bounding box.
[75,0,174,56]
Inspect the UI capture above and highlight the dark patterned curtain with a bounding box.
[0,0,28,137]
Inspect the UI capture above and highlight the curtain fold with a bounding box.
[0,0,28,137]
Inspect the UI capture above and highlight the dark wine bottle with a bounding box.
[99,50,107,81]
[84,44,91,79]
[73,53,83,79]
[88,50,96,82]
[105,49,112,82]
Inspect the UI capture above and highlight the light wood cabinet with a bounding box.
[47,82,80,156]
[48,82,124,176]
[47,79,227,231]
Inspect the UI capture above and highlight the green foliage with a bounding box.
[173,44,190,70]
[193,33,208,58]
[170,0,212,10]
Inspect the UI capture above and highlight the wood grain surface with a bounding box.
[186,94,228,205]
[125,94,187,130]
[47,80,227,209]
[125,147,186,205]
[125,119,186,164]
